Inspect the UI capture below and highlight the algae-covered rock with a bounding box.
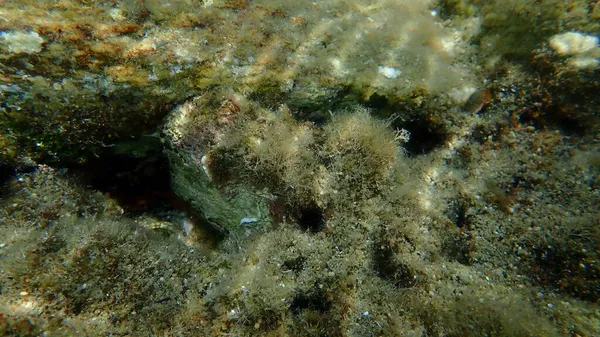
[162,94,276,234]
[1,0,481,166]
[0,166,210,336]
[162,91,406,233]
[161,84,600,336]
[2,1,600,336]
[440,0,600,58]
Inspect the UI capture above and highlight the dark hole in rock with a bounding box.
[282,256,306,274]
[0,164,14,187]
[75,150,173,214]
[544,105,590,135]
[290,289,331,315]
[446,199,469,229]
[373,245,417,289]
[395,117,449,156]
[366,92,389,110]
[71,138,226,247]
[294,204,326,233]
[519,97,593,137]
[0,162,37,194]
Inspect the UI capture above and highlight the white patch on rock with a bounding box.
[549,32,598,56]
[378,66,402,79]
[0,30,45,54]
[568,55,599,69]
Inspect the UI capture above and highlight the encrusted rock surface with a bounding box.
[1,1,599,336]
[1,0,482,166]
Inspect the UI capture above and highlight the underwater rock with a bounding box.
[162,92,405,233]
[0,0,478,166]
[2,1,600,336]
[548,31,600,70]
[549,31,599,56]
[162,94,275,234]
